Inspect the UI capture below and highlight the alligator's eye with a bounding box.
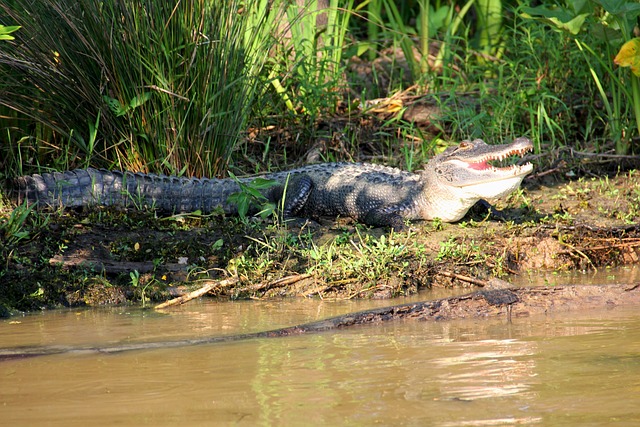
[458,141,472,150]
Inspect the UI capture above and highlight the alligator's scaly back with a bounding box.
[10,138,533,228]
[11,169,247,214]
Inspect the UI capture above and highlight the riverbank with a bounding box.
[1,163,638,315]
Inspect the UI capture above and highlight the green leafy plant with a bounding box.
[129,270,149,307]
[70,112,101,169]
[226,174,279,220]
[0,24,19,40]
[0,201,36,246]
[305,229,408,287]
[522,0,640,153]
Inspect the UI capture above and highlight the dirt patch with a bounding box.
[0,171,639,313]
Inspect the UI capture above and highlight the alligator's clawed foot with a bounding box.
[471,199,511,221]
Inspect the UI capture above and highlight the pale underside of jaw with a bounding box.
[459,176,528,200]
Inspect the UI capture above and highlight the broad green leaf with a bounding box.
[592,0,640,16]
[0,25,21,32]
[614,38,640,77]
[431,5,450,25]
[521,6,588,35]
[521,6,573,23]
[257,202,277,219]
[211,239,223,250]
[245,186,266,200]
[569,0,592,15]
[250,177,278,190]
[103,95,128,116]
[0,25,20,40]
[549,14,589,35]
[236,197,249,219]
[129,92,152,110]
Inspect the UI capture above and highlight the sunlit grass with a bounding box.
[0,0,275,177]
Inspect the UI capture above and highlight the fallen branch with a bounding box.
[559,240,640,253]
[557,239,597,271]
[154,276,239,310]
[49,254,187,274]
[243,273,313,295]
[436,270,490,287]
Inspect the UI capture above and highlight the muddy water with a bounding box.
[2,267,640,426]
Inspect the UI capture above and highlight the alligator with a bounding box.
[10,137,533,229]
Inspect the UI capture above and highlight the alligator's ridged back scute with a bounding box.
[12,168,242,214]
[127,171,191,212]
[12,170,101,208]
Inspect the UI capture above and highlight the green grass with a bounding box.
[1,0,638,182]
[521,0,640,154]
[0,0,274,177]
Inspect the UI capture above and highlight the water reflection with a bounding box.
[2,310,640,426]
[2,268,640,426]
[434,339,538,400]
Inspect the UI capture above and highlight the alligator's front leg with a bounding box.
[363,208,406,231]
[472,199,510,221]
[278,175,314,218]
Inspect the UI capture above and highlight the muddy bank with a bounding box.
[0,170,639,314]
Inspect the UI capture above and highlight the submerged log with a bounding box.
[1,283,638,361]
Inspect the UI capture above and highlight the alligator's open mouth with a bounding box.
[464,145,533,175]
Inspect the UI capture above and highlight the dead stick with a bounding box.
[155,276,239,310]
[436,270,489,287]
[559,241,640,252]
[246,273,313,293]
[269,273,312,287]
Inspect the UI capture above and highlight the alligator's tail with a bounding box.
[10,168,241,213]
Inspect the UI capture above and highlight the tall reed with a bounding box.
[0,0,275,176]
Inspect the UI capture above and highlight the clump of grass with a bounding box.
[521,1,640,153]
[264,0,355,120]
[429,5,623,151]
[0,0,274,177]
[228,224,421,298]
[305,228,409,289]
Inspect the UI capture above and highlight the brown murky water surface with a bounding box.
[2,267,640,426]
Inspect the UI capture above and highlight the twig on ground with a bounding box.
[557,240,597,271]
[154,276,239,310]
[436,270,490,287]
[244,273,313,294]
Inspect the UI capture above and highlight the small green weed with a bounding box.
[129,270,150,307]
[226,174,279,221]
[436,237,468,261]
[0,201,36,246]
